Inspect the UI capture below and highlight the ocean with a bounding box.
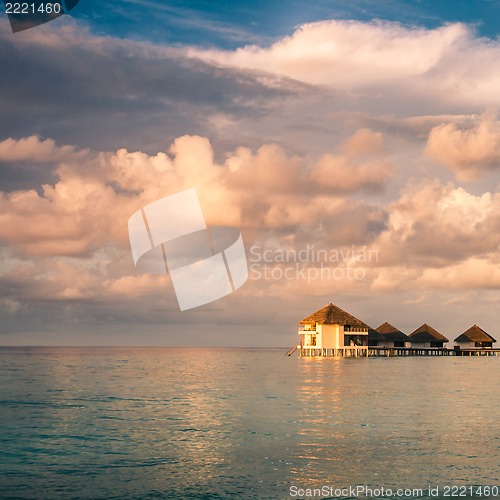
[0,347,498,499]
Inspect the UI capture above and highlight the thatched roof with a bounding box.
[374,322,408,341]
[454,325,496,343]
[368,328,384,341]
[409,323,449,342]
[300,303,369,328]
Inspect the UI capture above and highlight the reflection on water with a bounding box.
[0,347,498,499]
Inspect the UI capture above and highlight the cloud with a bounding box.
[0,135,87,163]
[384,179,496,260]
[0,21,299,156]
[425,113,500,180]
[311,128,391,192]
[0,132,388,259]
[188,19,500,112]
[419,258,500,290]
[104,148,175,193]
[3,132,499,340]
[0,131,390,340]
[3,17,500,201]
[4,134,498,293]
[371,255,500,294]
[370,178,500,291]
[0,179,117,256]
[3,17,499,175]
[189,20,466,87]
[2,19,500,341]
[226,128,391,198]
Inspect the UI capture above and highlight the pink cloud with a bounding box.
[0,136,88,163]
[0,132,388,258]
[425,113,500,180]
[2,133,499,320]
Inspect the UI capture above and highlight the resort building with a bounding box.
[291,302,499,357]
[408,324,449,348]
[454,325,496,349]
[298,303,369,356]
[368,322,409,348]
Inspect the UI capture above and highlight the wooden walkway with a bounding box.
[451,348,500,356]
[298,347,500,357]
[369,347,450,357]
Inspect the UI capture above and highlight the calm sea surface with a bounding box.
[0,347,498,499]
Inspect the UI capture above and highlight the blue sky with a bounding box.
[73,0,500,47]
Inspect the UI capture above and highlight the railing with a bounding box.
[298,326,317,332]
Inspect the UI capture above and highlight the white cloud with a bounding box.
[188,20,500,110]
[189,20,466,87]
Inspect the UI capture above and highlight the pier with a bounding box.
[368,346,500,357]
[297,347,500,357]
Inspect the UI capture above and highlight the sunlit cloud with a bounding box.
[425,112,500,181]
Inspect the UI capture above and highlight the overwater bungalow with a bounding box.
[298,303,369,357]
[368,322,409,348]
[289,303,499,357]
[408,324,449,348]
[454,325,496,349]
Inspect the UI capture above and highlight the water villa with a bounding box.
[408,324,448,348]
[454,325,496,349]
[298,303,369,357]
[368,322,409,348]
[291,302,499,357]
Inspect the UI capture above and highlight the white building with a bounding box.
[299,303,369,357]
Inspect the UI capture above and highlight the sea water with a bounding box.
[0,347,498,499]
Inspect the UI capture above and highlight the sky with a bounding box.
[1,1,500,346]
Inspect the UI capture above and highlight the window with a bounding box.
[475,341,492,348]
